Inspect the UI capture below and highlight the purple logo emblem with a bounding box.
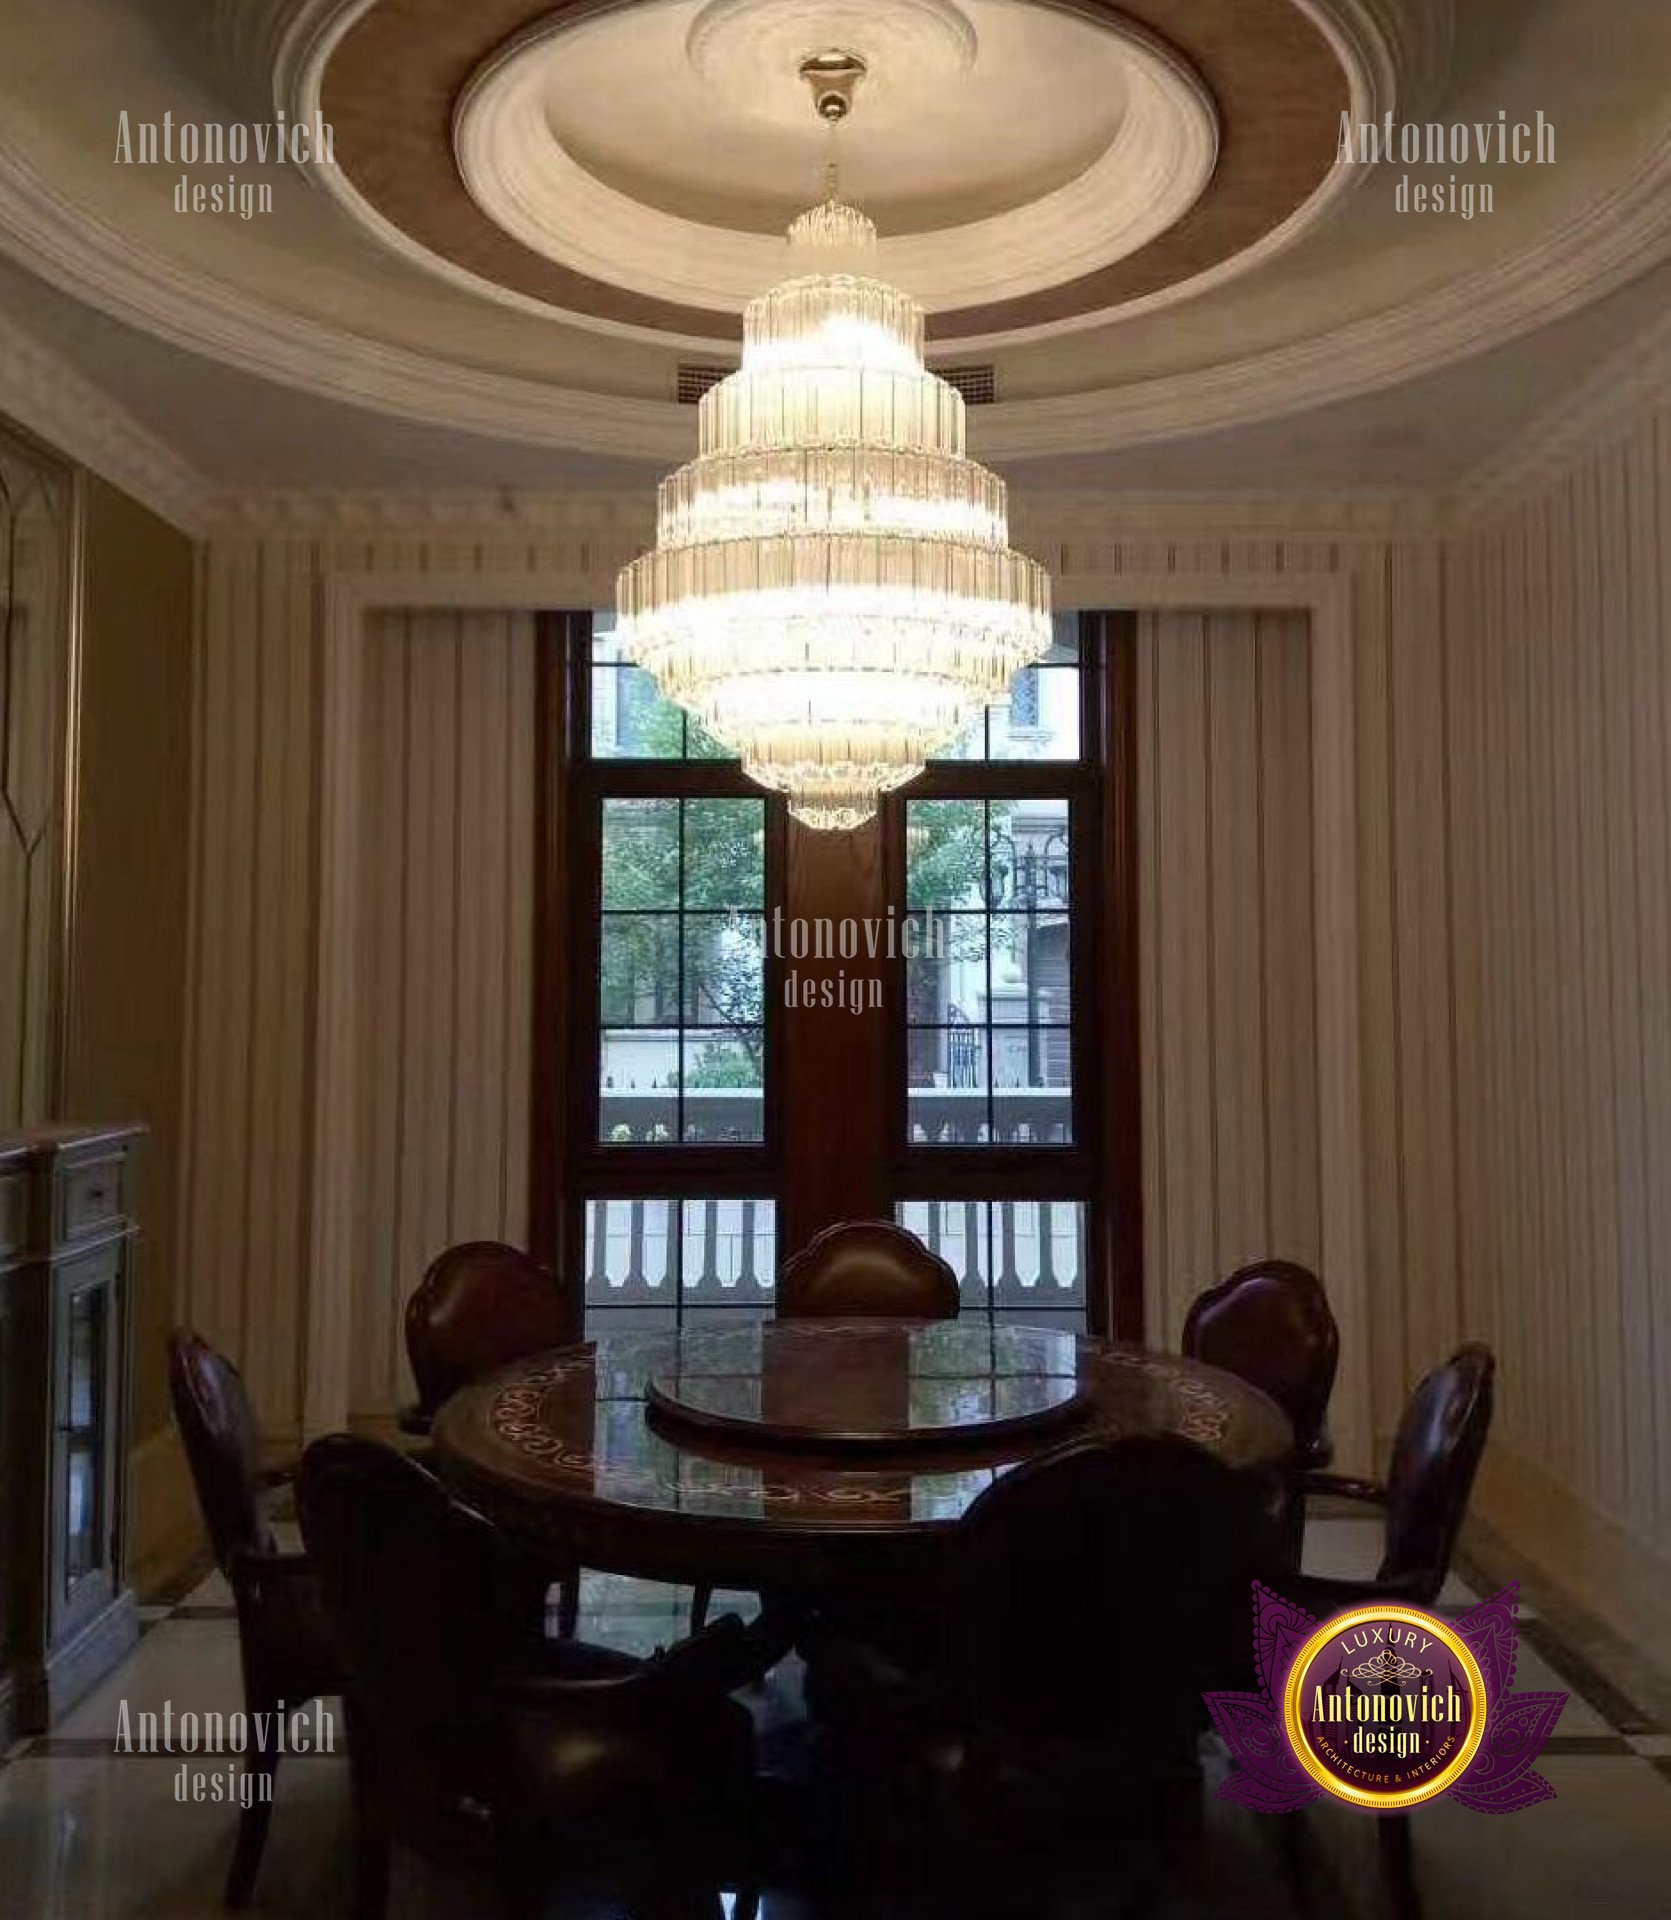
[1206,1582,1566,1814]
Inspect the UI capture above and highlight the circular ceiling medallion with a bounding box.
[455,0,1218,312]
[314,0,1362,346]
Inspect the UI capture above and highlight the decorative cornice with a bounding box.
[2,3,1640,464]
[199,484,1436,540]
[973,126,1671,460]
[4,100,1666,468]
[0,308,210,533]
[1445,299,1671,525]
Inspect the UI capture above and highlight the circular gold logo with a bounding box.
[1281,1603,1489,1811]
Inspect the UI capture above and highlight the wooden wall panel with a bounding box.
[66,480,195,1442]
[1137,606,1322,1345]
[0,437,73,1131]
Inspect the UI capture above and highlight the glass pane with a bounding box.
[987,798,1071,908]
[908,1028,989,1144]
[591,663,686,759]
[599,913,679,1025]
[66,1447,100,1580]
[987,916,1073,1025]
[936,708,987,760]
[908,912,986,1026]
[993,1030,1074,1142]
[682,1031,764,1141]
[67,1288,102,1431]
[929,619,1082,763]
[584,1199,776,1324]
[600,1034,679,1142]
[897,1200,990,1310]
[686,717,731,760]
[601,799,679,908]
[681,1198,777,1308]
[906,801,988,909]
[684,914,763,1026]
[591,618,738,761]
[991,1199,1086,1313]
[682,799,765,909]
[584,1197,678,1308]
[896,1199,1086,1324]
[905,798,1074,1145]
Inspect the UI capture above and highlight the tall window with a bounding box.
[534,614,1139,1339]
[545,618,781,1330]
[891,632,1099,1329]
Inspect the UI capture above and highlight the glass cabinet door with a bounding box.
[51,1252,121,1632]
[63,1282,106,1582]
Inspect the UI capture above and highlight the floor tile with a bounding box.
[4,1531,1669,1920]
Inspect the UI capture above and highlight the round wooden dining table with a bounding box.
[432,1318,1294,1599]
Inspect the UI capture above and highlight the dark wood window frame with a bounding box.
[531,609,1142,1341]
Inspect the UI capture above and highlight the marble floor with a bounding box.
[1,1510,1668,1920]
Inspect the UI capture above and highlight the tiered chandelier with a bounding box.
[614,51,1052,830]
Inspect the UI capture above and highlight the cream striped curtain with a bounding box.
[350,609,537,1417]
[1135,608,1321,1344]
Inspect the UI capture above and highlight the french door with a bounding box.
[531,611,1141,1339]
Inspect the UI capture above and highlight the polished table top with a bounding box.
[644,1319,1097,1451]
[433,1321,1294,1592]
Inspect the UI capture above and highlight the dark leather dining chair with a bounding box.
[296,1434,771,1920]
[1290,1342,1496,1612]
[807,1434,1278,1911]
[167,1329,342,1908]
[1183,1260,1339,1565]
[1182,1259,1339,1471]
[404,1240,581,1635]
[776,1219,960,1320]
[402,1239,571,1434]
[1281,1344,1496,1918]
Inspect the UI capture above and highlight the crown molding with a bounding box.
[199,484,1437,541]
[0,307,211,532]
[1445,299,1671,525]
[2,90,1667,465]
[976,127,1671,460]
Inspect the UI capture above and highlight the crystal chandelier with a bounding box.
[615,52,1052,830]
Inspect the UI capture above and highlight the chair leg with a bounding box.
[223,1733,278,1905]
[1280,1482,1308,1571]
[556,1574,581,1640]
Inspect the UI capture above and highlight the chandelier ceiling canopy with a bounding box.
[614,49,1052,830]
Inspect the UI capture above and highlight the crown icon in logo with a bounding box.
[1350,1649,1424,1682]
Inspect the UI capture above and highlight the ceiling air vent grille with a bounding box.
[938,364,997,406]
[676,363,733,404]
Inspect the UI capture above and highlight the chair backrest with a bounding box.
[167,1328,275,1573]
[1379,1343,1496,1601]
[404,1240,569,1418]
[1181,1260,1339,1458]
[777,1219,960,1320]
[947,1435,1274,1751]
[296,1435,528,1794]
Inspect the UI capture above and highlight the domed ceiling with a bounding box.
[315,0,1352,345]
[0,0,1668,478]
